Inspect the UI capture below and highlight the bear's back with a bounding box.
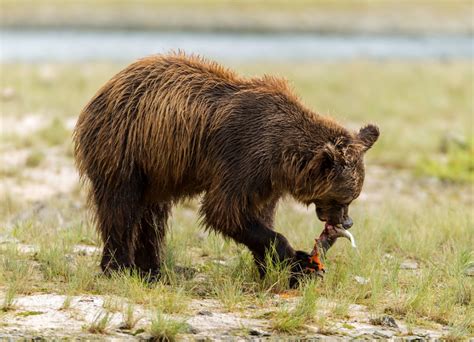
[74,53,303,202]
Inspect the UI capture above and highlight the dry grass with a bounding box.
[121,303,142,331]
[271,280,319,332]
[85,311,113,334]
[149,311,188,342]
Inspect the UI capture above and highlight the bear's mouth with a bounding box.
[322,223,357,248]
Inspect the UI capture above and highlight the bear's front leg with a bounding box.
[201,195,316,287]
[226,218,316,287]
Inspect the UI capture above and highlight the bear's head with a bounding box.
[290,124,379,229]
[313,124,379,229]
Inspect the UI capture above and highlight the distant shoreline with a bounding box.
[2,26,473,37]
[2,30,472,63]
[1,25,473,37]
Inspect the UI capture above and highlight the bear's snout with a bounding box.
[342,216,353,229]
[315,205,352,228]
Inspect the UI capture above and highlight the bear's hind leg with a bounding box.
[92,176,146,275]
[134,203,171,280]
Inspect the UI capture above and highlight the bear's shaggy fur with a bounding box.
[74,52,379,279]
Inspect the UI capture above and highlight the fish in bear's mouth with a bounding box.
[306,222,357,276]
[322,222,357,248]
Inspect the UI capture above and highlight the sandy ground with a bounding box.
[0,284,448,340]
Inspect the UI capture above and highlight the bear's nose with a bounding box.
[342,216,353,229]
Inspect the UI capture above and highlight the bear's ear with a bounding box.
[358,124,380,151]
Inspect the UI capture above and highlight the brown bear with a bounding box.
[73,52,379,282]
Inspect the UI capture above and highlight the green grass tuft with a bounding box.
[36,244,73,281]
[37,118,70,146]
[260,244,292,293]
[86,311,113,334]
[149,311,188,342]
[121,303,142,331]
[1,283,18,312]
[271,279,319,332]
[25,150,45,168]
[417,137,473,183]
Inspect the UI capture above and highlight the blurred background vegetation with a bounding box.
[2,0,473,34]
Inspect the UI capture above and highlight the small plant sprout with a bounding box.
[1,283,18,312]
[86,311,113,334]
[60,295,73,310]
[149,311,188,342]
[121,304,142,330]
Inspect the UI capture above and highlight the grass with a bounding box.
[271,280,319,332]
[121,304,142,331]
[151,284,188,314]
[25,149,45,168]
[149,311,188,342]
[213,277,246,311]
[0,61,472,338]
[260,245,292,293]
[86,311,113,334]
[36,243,73,281]
[61,295,73,310]
[1,284,18,312]
[0,244,32,303]
[103,296,123,313]
[37,118,70,147]
[16,310,43,317]
[0,197,472,336]
[417,137,474,183]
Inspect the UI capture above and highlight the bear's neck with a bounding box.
[300,109,351,150]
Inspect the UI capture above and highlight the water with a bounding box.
[1,29,472,62]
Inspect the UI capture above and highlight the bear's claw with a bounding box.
[289,251,316,287]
